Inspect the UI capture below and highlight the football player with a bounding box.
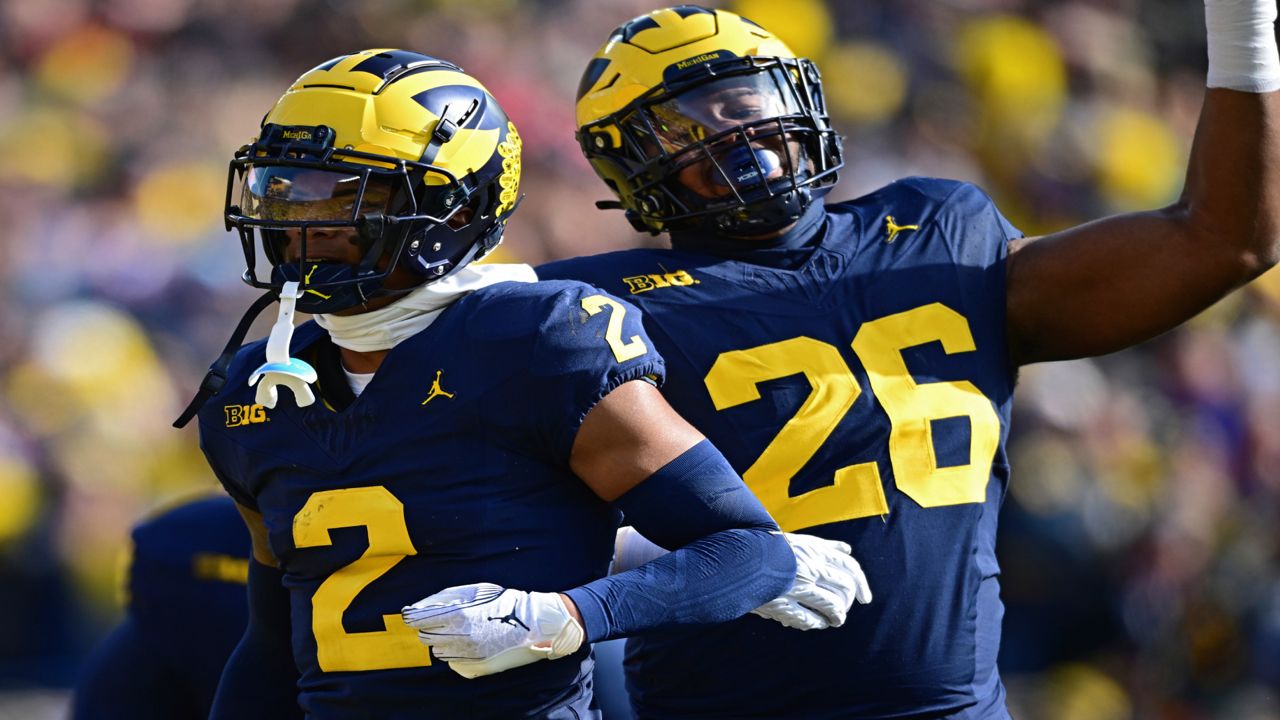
[183,49,802,719]
[538,4,1280,718]
[71,495,249,720]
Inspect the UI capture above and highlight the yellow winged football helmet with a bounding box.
[576,6,842,236]
[226,49,522,312]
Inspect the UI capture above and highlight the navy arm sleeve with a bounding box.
[209,560,302,720]
[563,440,795,642]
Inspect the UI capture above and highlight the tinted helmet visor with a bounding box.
[239,166,395,224]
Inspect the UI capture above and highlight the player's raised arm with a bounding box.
[1006,0,1280,365]
[403,380,797,679]
[209,504,301,720]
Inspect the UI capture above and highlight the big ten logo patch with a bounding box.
[622,269,699,295]
[224,404,270,428]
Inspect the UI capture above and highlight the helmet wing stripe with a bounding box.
[313,56,345,73]
[577,58,613,101]
[411,86,508,133]
[618,16,660,42]
[350,50,440,80]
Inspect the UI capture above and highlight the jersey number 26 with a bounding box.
[704,302,1000,532]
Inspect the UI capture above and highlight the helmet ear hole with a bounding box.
[446,205,475,230]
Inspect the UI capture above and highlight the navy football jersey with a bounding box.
[198,280,664,719]
[539,178,1019,719]
[73,494,250,720]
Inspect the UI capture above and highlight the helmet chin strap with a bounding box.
[248,281,318,408]
[173,288,280,428]
[706,186,808,237]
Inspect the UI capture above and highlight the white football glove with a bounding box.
[401,583,584,679]
[750,532,872,631]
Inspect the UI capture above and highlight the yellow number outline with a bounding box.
[293,486,431,672]
[581,294,648,363]
[703,303,1000,531]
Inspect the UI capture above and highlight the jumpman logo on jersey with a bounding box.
[487,611,530,631]
[884,215,920,243]
[421,370,456,405]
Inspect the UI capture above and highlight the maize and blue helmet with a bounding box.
[226,49,522,313]
[575,6,843,237]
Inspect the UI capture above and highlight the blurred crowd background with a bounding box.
[1,0,1278,717]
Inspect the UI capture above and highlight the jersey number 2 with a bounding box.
[293,486,431,672]
[704,303,1000,532]
[581,294,648,362]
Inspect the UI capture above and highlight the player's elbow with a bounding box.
[1235,209,1280,278]
[1176,201,1280,280]
[1226,220,1280,281]
[1243,224,1280,277]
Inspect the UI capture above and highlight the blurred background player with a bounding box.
[540,3,1280,718]
[71,494,249,720]
[194,49,796,718]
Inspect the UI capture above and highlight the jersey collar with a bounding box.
[668,200,828,270]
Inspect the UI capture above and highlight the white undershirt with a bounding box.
[344,368,375,396]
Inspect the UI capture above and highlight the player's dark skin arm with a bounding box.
[569,379,706,501]
[1006,89,1280,365]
